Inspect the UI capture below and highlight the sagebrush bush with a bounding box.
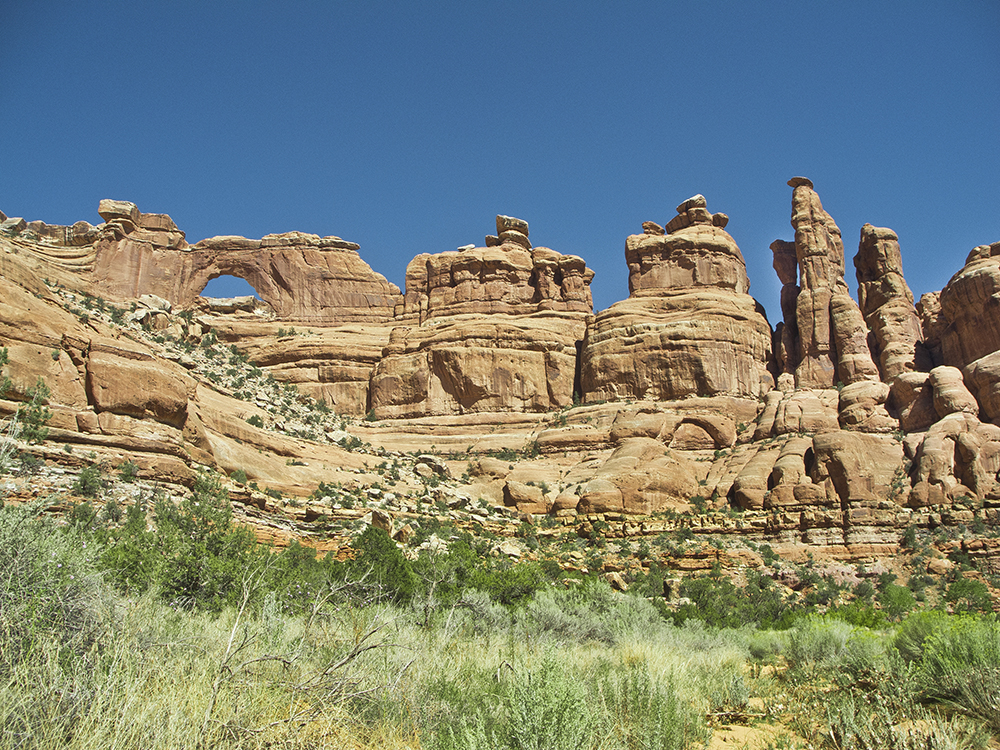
[919,614,1000,731]
[895,609,950,663]
[446,589,512,636]
[824,689,989,750]
[784,615,854,670]
[522,581,661,644]
[430,651,593,750]
[0,501,110,672]
[598,663,709,750]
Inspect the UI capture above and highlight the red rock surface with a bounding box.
[2,184,999,565]
[581,195,773,403]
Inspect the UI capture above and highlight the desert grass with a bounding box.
[2,502,999,749]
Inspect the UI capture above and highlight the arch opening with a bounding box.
[200,274,262,300]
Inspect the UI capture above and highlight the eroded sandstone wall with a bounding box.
[84,200,402,323]
[369,216,594,418]
[580,195,774,403]
[5,182,1000,562]
[937,242,1000,421]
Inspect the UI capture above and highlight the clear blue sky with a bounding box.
[2,1,998,324]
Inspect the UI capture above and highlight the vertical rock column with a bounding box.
[770,239,799,383]
[854,224,928,381]
[777,177,881,388]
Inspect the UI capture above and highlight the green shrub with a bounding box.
[672,570,788,629]
[471,560,546,607]
[101,472,263,611]
[17,378,51,444]
[246,414,264,428]
[349,525,417,603]
[265,540,344,613]
[118,460,139,483]
[0,348,10,397]
[101,496,123,524]
[230,468,248,484]
[72,464,105,498]
[945,577,994,614]
[17,451,43,474]
[522,581,660,644]
[67,501,98,529]
[828,599,887,629]
[878,582,917,621]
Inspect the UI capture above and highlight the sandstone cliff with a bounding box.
[581,195,774,403]
[369,216,594,418]
[2,184,1000,579]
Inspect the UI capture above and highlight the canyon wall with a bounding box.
[2,178,1000,561]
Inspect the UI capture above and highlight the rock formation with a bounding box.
[369,216,594,418]
[581,195,774,402]
[394,214,593,323]
[3,181,1000,574]
[1,199,402,323]
[937,242,1000,421]
[854,223,928,380]
[774,178,881,389]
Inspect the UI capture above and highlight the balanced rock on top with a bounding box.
[581,195,774,402]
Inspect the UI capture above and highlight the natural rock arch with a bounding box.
[85,201,400,323]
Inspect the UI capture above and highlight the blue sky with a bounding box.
[2,1,997,324]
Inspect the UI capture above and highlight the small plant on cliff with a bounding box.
[73,464,106,498]
[17,378,51,444]
[118,460,139,483]
[246,414,264,428]
[0,348,12,396]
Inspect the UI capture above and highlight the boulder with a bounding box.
[97,199,140,227]
[85,343,192,427]
[503,480,549,515]
[811,431,905,505]
[890,372,938,432]
[928,366,979,418]
[575,438,700,515]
